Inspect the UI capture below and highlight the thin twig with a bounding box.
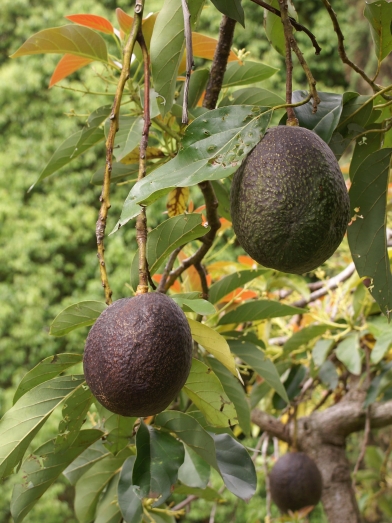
[181,0,193,124]
[321,0,389,97]
[289,33,320,112]
[157,246,183,292]
[250,0,321,55]
[96,2,144,305]
[262,435,272,523]
[194,262,209,300]
[171,495,197,511]
[135,28,151,295]
[279,0,298,125]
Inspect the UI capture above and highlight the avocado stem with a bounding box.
[278,0,298,125]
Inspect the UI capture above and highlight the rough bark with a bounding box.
[251,392,392,523]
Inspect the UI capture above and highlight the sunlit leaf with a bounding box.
[347,148,392,318]
[112,106,272,232]
[188,319,237,376]
[283,324,329,356]
[116,8,133,33]
[171,294,216,315]
[167,187,190,217]
[219,86,284,107]
[183,359,237,427]
[50,301,107,336]
[11,430,102,523]
[263,0,297,55]
[222,61,278,87]
[74,448,133,523]
[209,269,267,304]
[210,0,245,26]
[10,25,108,62]
[150,0,204,114]
[132,421,184,506]
[228,340,289,403]
[207,356,251,436]
[0,376,85,479]
[219,299,305,325]
[49,54,93,87]
[312,338,334,367]
[192,33,238,62]
[335,334,362,375]
[371,330,392,365]
[13,354,82,404]
[364,0,392,62]
[66,14,114,34]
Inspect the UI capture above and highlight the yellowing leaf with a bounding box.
[10,25,108,63]
[188,319,237,376]
[167,187,190,217]
[49,54,93,88]
[120,146,164,164]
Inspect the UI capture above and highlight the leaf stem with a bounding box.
[181,0,193,124]
[96,1,144,305]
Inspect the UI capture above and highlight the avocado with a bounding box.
[83,292,193,417]
[230,126,350,274]
[269,451,323,513]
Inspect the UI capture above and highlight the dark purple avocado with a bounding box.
[231,126,350,274]
[83,292,193,417]
[269,451,323,513]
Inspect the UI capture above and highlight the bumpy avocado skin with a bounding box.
[269,452,323,513]
[231,126,350,274]
[83,293,193,417]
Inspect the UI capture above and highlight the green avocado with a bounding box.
[230,126,350,274]
[83,292,193,417]
[269,451,323,513]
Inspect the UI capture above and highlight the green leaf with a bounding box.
[132,421,184,506]
[130,214,210,290]
[219,87,284,108]
[50,301,107,336]
[210,0,245,26]
[173,297,216,315]
[283,324,329,356]
[74,448,133,523]
[263,0,297,55]
[222,61,278,87]
[10,25,108,61]
[95,473,122,523]
[364,0,392,62]
[63,439,110,485]
[55,385,93,450]
[0,376,85,480]
[155,411,219,470]
[207,356,251,436]
[91,162,139,185]
[173,484,221,501]
[104,416,136,455]
[337,93,373,134]
[349,124,384,181]
[13,354,82,404]
[371,330,392,365]
[178,68,210,108]
[150,0,204,114]
[312,338,334,367]
[178,446,210,488]
[211,179,232,221]
[183,359,237,427]
[112,106,272,232]
[347,148,392,318]
[209,269,267,304]
[117,457,143,523]
[30,127,104,189]
[250,381,271,409]
[11,430,102,523]
[228,340,289,403]
[290,91,343,143]
[188,319,237,376]
[212,433,256,501]
[335,334,362,375]
[105,116,143,163]
[218,299,305,325]
[318,360,338,390]
[273,365,306,409]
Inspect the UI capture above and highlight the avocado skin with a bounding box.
[83,293,193,417]
[231,126,350,274]
[269,452,323,513]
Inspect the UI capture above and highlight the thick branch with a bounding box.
[251,408,291,443]
[96,4,143,304]
[250,0,321,55]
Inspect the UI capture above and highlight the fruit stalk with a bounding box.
[278,0,298,125]
[136,29,151,295]
[96,1,145,305]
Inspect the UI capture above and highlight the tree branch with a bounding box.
[250,0,321,55]
[96,2,144,305]
[279,0,298,125]
[251,408,292,443]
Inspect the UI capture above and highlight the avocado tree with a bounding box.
[2,1,392,522]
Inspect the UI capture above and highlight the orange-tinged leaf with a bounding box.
[167,187,190,217]
[49,54,93,88]
[194,205,206,214]
[142,13,158,49]
[219,289,258,303]
[116,8,133,32]
[188,200,194,213]
[219,217,232,233]
[10,25,108,62]
[197,90,206,107]
[152,274,181,292]
[192,32,238,62]
[65,14,114,34]
[238,255,257,268]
